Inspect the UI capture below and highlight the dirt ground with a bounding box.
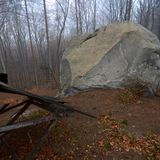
[1,88,160,160]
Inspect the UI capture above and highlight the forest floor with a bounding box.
[1,88,160,160]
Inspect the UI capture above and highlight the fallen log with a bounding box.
[0,116,55,133]
[0,82,60,103]
[0,82,96,160]
[0,82,96,118]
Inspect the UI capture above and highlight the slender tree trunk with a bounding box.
[0,36,7,73]
[124,0,132,21]
[93,0,96,32]
[43,0,51,76]
[77,0,83,34]
[75,0,79,35]
[24,0,38,87]
[127,0,132,21]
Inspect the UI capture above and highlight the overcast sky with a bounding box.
[46,0,55,6]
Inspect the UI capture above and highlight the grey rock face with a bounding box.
[60,22,160,96]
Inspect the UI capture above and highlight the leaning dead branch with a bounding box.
[0,81,96,160]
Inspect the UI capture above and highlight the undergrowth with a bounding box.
[119,79,149,105]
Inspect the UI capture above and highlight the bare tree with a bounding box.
[43,0,51,70]
[75,0,79,35]
[24,0,38,86]
[124,0,133,21]
[136,0,160,39]
[92,0,97,31]
[53,0,69,87]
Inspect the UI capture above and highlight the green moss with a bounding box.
[28,110,49,120]
[121,120,128,127]
[104,139,111,151]
[55,126,64,135]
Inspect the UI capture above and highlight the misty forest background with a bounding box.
[0,0,160,89]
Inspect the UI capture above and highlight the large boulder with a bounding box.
[60,22,160,96]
